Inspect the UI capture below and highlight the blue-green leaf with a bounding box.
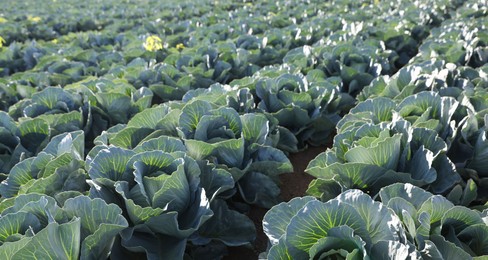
[263,196,316,245]
[194,199,255,246]
[11,219,81,260]
[179,100,213,138]
[371,240,421,260]
[16,118,50,154]
[309,226,368,259]
[429,235,472,259]
[63,196,128,260]
[344,133,402,170]
[134,135,186,153]
[0,212,40,244]
[286,199,369,252]
[379,183,432,208]
[127,105,170,129]
[88,147,135,183]
[337,189,406,243]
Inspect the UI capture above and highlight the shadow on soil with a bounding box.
[223,146,326,260]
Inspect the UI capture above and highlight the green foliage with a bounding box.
[1,0,488,259]
[0,194,128,260]
[263,188,418,259]
[263,184,488,259]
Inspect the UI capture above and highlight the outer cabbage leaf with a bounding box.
[262,189,414,259]
[0,194,127,260]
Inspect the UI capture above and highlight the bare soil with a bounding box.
[223,146,326,260]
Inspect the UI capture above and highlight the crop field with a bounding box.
[0,0,487,259]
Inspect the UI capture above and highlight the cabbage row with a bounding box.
[263,184,488,259]
[262,1,488,259]
[0,0,487,259]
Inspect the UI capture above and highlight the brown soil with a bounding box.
[279,146,325,202]
[223,145,326,260]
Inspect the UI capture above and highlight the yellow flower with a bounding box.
[144,35,163,52]
[28,16,42,23]
[0,17,7,23]
[51,39,58,44]
[0,36,5,48]
[176,43,185,51]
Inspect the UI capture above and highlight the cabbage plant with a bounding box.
[262,189,419,259]
[92,98,292,208]
[451,111,488,204]
[64,77,153,142]
[379,183,488,258]
[413,16,488,67]
[86,137,254,259]
[0,194,128,260]
[181,84,256,114]
[0,130,87,202]
[346,90,460,141]
[0,112,50,176]
[358,61,488,105]
[315,43,393,97]
[7,87,84,137]
[177,99,292,207]
[262,184,488,259]
[306,109,461,200]
[245,70,347,148]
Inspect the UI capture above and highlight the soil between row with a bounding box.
[224,146,326,259]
